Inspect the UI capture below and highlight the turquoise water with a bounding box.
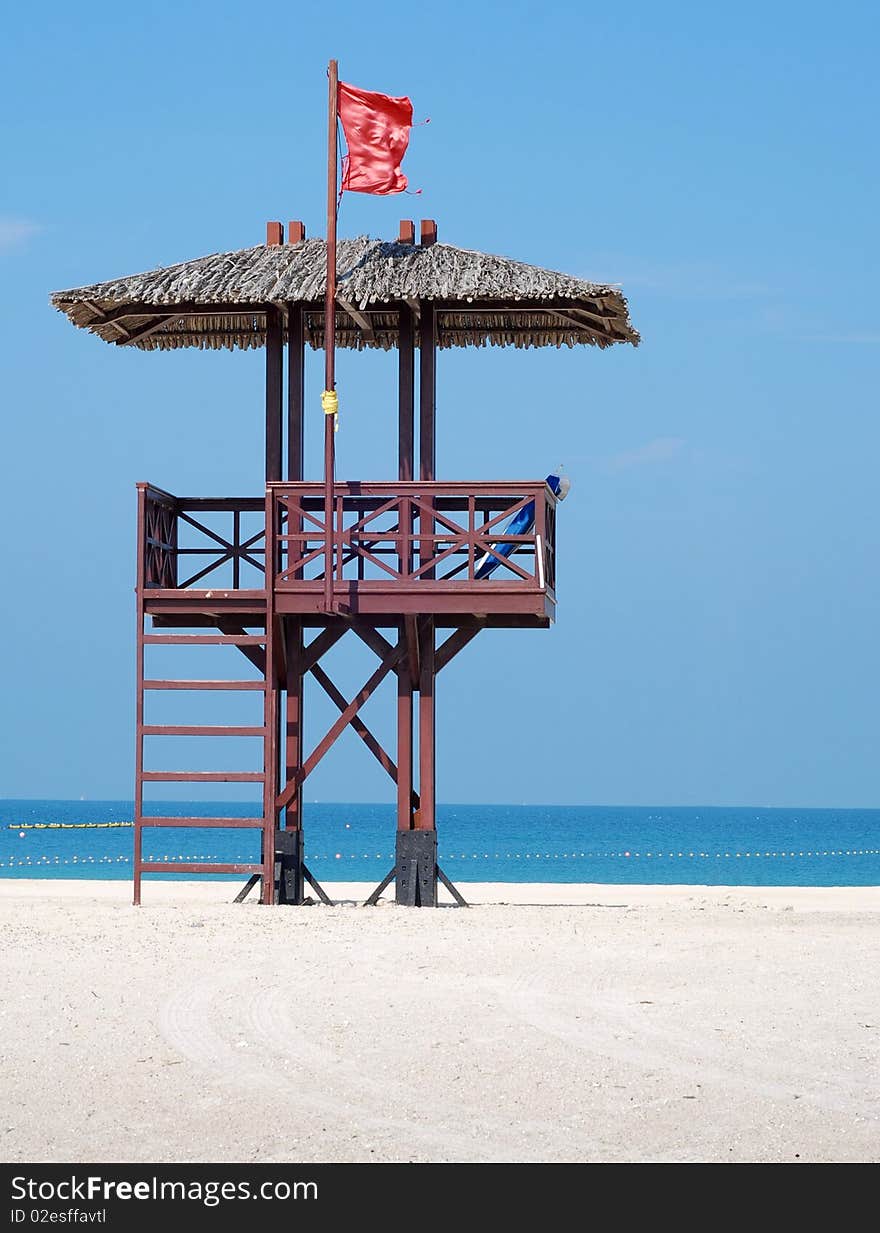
[1,800,878,885]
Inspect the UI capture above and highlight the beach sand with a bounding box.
[2,879,878,1163]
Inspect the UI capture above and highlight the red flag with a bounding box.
[338,81,413,195]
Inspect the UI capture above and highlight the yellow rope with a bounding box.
[321,388,339,431]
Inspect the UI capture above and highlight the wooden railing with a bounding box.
[271,481,557,596]
[137,485,266,592]
[137,480,558,601]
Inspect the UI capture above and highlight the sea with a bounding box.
[0,800,878,886]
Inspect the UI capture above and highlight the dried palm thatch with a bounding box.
[50,236,639,352]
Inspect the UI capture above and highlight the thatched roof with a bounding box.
[50,236,639,352]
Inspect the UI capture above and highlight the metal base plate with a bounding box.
[395,830,438,907]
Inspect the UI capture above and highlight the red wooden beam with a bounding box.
[276,637,405,810]
[142,634,264,645]
[141,725,266,737]
[261,550,279,903]
[142,679,265,690]
[399,305,415,483]
[217,620,267,674]
[435,620,483,673]
[310,662,419,810]
[265,306,283,483]
[288,304,305,482]
[141,772,264,782]
[405,614,420,684]
[142,817,264,828]
[285,620,304,831]
[141,862,264,875]
[417,617,435,831]
[300,624,347,675]
[350,621,395,663]
[134,486,146,907]
[397,619,415,831]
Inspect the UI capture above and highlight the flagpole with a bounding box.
[323,58,339,614]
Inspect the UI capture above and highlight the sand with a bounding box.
[1,879,878,1164]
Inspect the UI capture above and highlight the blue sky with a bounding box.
[1,1,878,806]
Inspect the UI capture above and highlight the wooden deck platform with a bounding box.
[138,480,559,627]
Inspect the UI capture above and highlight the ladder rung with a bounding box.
[143,680,265,691]
[140,771,265,782]
[139,862,266,875]
[139,817,265,828]
[143,634,266,645]
[141,725,267,737]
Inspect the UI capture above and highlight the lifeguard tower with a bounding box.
[51,218,638,906]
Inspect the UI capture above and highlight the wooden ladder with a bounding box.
[134,629,277,905]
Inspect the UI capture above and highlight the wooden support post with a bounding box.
[287,304,305,482]
[399,304,415,581]
[397,625,414,831]
[261,617,278,906]
[395,615,443,905]
[417,618,435,831]
[133,487,146,907]
[285,620,304,832]
[399,306,415,482]
[265,306,283,484]
[419,302,436,482]
[404,614,420,686]
[418,301,436,581]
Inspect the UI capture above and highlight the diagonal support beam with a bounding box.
[300,624,347,675]
[354,615,431,686]
[437,866,469,907]
[435,620,484,674]
[218,620,267,675]
[350,620,395,663]
[177,510,236,551]
[364,866,396,906]
[178,552,234,590]
[303,865,334,905]
[116,316,174,347]
[276,638,405,810]
[310,662,420,810]
[233,874,261,904]
[337,296,375,340]
[545,308,608,340]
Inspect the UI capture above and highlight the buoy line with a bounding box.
[306,848,879,861]
[8,822,134,830]
[3,848,877,870]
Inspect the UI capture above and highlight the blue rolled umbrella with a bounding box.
[474,472,570,579]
